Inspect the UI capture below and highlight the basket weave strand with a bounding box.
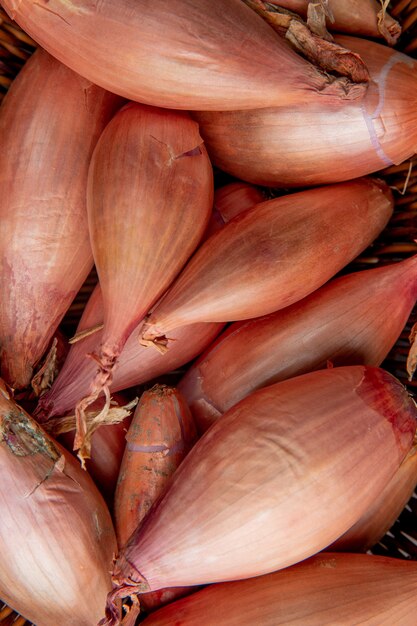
[0,2,417,624]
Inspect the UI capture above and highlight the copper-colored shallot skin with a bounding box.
[0,0,366,110]
[141,553,417,626]
[194,38,417,187]
[0,382,116,626]
[104,366,416,626]
[142,178,393,343]
[0,48,121,389]
[179,255,417,433]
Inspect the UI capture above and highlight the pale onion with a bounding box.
[194,37,417,187]
[74,103,213,462]
[140,178,393,347]
[0,0,368,110]
[141,553,417,625]
[179,255,417,433]
[0,48,121,390]
[0,380,117,626]
[102,366,416,624]
[330,447,417,553]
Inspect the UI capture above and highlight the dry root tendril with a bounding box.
[407,322,417,382]
[74,351,118,468]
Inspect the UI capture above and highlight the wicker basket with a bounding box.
[1,1,417,624]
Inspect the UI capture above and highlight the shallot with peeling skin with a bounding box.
[179,255,417,433]
[268,0,401,44]
[115,385,197,614]
[37,180,256,422]
[0,0,369,110]
[74,103,213,464]
[0,380,117,626]
[141,553,417,625]
[102,366,417,625]
[140,178,393,348]
[50,394,133,506]
[0,48,121,390]
[194,37,417,188]
[35,284,223,423]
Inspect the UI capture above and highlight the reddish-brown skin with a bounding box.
[115,387,197,613]
[140,553,417,626]
[0,381,117,626]
[179,255,417,433]
[35,284,223,422]
[0,0,367,110]
[194,37,417,188]
[204,182,265,239]
[114,387,196,545]
[59,394,131,507]
[38,180,257,422]
[74,103,213,456]
[270,0,401,42]
[103,366,417,625]
[141,178,393,343]
[0,48,121,390]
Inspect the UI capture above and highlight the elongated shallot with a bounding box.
[0,48,121,390]
[141,553,417,625]
[0,381,116,626]
[194,37,417,187]
[74,103,213,463]
[179,255,417,433]
[0,0,368,110]
[102,366,417,624]
[141,178,393,348]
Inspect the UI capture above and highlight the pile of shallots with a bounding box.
[1,1,417,625]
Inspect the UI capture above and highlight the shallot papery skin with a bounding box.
[58,394,132,506]
[194,36,417,187]
[115,386,197,547]
[0,48,121,390]
[115,386,197,613]
[0,381,117,626]
[141,178,393,345]
[103,366,416,625]
[35,283,223,421]
[0,0,368,110]
[75,102,213,460]
[141,553,417,626]
[269,0,401,43]
[179,255,417,433]
[204,182,265,239]
[330,448,417,553]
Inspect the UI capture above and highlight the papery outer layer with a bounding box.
[141,553,417,626]
[141,178,393,342]
[269,0,401,43]
[109,366,416,599]
[179,255,417,433]
[194,37,417,187]
[0,48,122,389]
[115,385,197,547]
[0,381,117,625]
[0,0,367,110]
[330,447,417,552]
[35,283,223,421]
